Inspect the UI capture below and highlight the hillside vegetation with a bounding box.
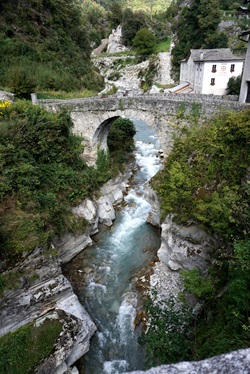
[94,0,171,14]
[0,0,104,96]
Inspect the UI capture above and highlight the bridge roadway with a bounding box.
[36,93,245,165]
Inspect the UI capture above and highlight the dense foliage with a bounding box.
[154,109,250,240]
[132,28,156,57]
[139,292,193,367]
[0,101,135,263]
[107,117,136,169]
[150,108,250,361]
[0,0,104,95]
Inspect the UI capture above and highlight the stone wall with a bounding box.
[0,90,14,102]
[125,348,250,374]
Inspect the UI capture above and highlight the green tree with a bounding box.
[107,117,136,167]
[205,32,228,48]
[122,8,147,47]
[171,0,225,78]
[227,75,242,95]
[108,2,123,29]
[132,28,156,56]
[0,0,104,93]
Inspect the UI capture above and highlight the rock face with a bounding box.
[93,55,148,95]
[125,348,250,374]
[144,183,161,228]
[158,214,214,271]
[0,243,96,374]
[107,25,128,54]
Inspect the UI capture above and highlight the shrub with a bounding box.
[7,65,36,98]
[227,75,242,95]
[138,291,193,367]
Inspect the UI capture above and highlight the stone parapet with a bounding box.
[125,348,250,374]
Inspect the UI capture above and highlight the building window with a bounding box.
[212,64,217,73]
[210,78,215,86]
[230,64,235,72]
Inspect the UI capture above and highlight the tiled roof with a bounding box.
[190,48,244,62]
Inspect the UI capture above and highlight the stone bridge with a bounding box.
[35,93,246,164]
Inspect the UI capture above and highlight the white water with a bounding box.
[76,120,162,373]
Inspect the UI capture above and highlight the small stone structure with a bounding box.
[0,90,14,102]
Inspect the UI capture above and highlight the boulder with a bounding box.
[72,198,99,235]
[97,195,116,226]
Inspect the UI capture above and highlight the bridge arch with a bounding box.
[71,108,157,165]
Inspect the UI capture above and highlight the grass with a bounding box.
[37,89,97,100]
[154,39,172,53]
[0,316,62,374]
[155,83,175,90]
[98,49,138,58]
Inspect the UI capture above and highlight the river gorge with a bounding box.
[64,119,162,373]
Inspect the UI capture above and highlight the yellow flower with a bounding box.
[0,100,11,115]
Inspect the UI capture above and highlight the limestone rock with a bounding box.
[97,195,116,226]
[99,172,130,204]
[144,183,161,227]
[158,215,214,271]
[72,198,97,222]
[0,90,14,102]
[0,243,96,374]
[34,310,81,374]
[107,25,128,54]
[56,233,93,264]
[72,198,99,235]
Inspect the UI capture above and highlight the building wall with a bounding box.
[181,58,244,95]
[239,39,250,103]
[180,58,195,85]
[200,60,243,95]
[193,62,204,93]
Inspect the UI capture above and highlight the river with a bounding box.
[64,119,162,373]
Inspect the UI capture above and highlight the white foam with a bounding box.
[116,292,137,344]
[103,360,129,374]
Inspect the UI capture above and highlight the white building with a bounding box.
[239,30,250,103]
[180,48,244,95]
